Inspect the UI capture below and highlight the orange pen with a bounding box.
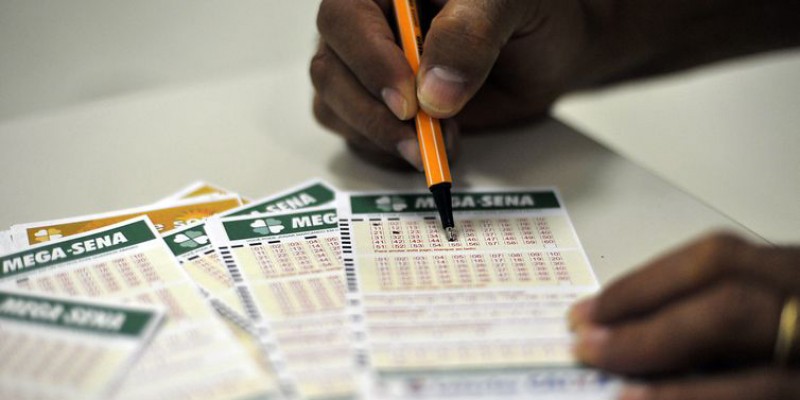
[393,0,456,241]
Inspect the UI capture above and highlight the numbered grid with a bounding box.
[4,244,273,400]
[0,324,131,399]
[344,211,597,372]
[221,233,357,399]
[361,215,577,253]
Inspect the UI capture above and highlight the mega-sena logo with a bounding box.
[3,232,128,275]
[375,196,408,212]
[172,230,210,249]
[249,218,286,235]
[246,212,337,236]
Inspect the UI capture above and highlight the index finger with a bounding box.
[317,0,418,120]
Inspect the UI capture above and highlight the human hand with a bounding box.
[311,1,800,169]
[569,233,800,399]
[311,0,605,169]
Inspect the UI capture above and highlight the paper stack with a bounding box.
[0,179,618,399]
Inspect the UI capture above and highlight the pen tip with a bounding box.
[445,227,456,242]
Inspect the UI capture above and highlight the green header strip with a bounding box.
[1,219,156,279]
[350,191,560,214]
[0,291,157,337]
[163,223,210,258]
[223,208,338,241]
[227,182,336,217]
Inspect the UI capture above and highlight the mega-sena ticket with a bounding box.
[0,217,280,400]
[338,189,617,399]
[162,179,338,321]
[0,288,164,400]
[206,206,357,400]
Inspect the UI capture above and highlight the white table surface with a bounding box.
[0,64,762,285]
[556,50,800,245]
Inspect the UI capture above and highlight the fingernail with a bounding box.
[572,325,610,364]
[397,139,424,172]
[568,296,596,331]
[381,87,410,120]
[618,384,651,400]
[418,66,466,116]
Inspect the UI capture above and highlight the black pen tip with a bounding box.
[445,226,456,242]
[430,182,455,241]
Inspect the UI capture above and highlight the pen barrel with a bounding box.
[415,111,451,187]
[393,0,423,72]
[394,0,452,187]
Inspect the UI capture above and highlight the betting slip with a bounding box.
[0,217,280,400]
[207,206,358,399]
[337,189,618,398]
[1,179,620,400]
[0,288,164,400]
[162,179,338,321]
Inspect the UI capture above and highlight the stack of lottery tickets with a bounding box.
[0,179,620,400]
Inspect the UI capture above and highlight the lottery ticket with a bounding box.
[338,189,618,398]
[206,206,357,399]
[9,194,243,249]
[162,179,338,319]
[162,220,252,321]
[0,217,280,400]
[158,180,247,203]
[223,179,337,217]
[0,288,164,400]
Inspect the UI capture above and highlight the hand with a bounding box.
[311,0,800,169]
[569,233,800,399]
[311,0,605,169]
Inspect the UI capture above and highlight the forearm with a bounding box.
[578,0,800,86]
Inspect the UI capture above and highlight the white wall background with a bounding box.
[1,1,798,243]
[0,1,321,120]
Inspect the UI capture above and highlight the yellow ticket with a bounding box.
[10,195,242,249]
[158,180,243,203]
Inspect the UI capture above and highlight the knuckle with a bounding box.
[309,48,333,92]
[709,283,758,333]
[313,96,350,139]
[699,232,745,256]
[361,110,389,142]
[312,96,332,125]
[361,109,407,151]
[315,0,337,35]
[693,232,746,276]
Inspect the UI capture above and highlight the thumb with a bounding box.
[418,0,536,118]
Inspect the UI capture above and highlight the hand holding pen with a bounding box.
[311,0,572,169]
[310,1,800,397]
